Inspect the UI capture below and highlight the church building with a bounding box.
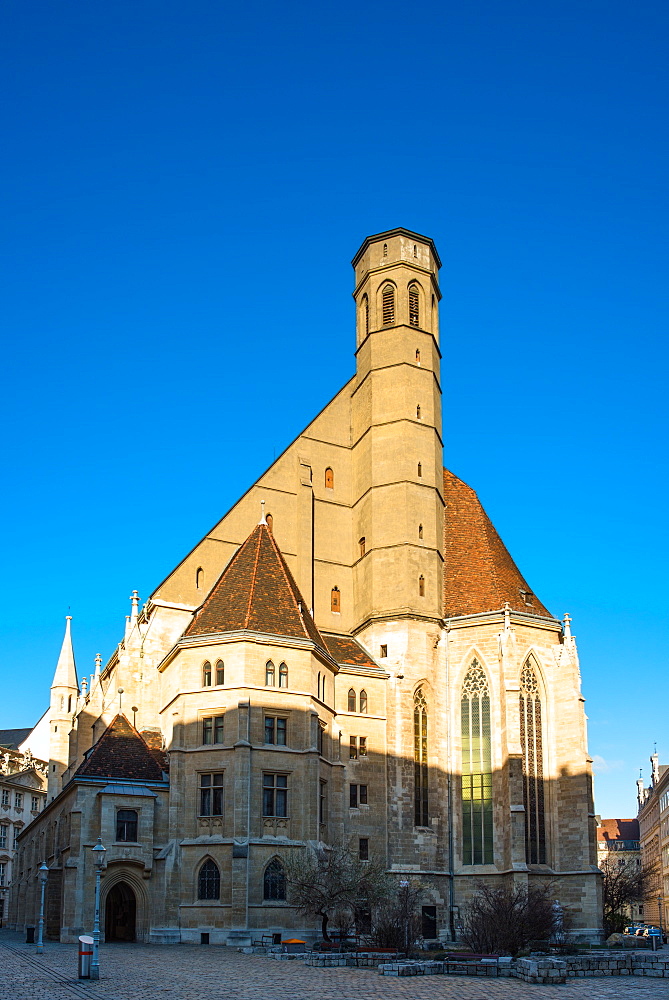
[12,228,602,944]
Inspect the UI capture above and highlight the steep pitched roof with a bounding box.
[185,522,326,650]
[597,819,640,843]
[0,728,32,750]
[443,469,552,619]
[75,715,166,781]
[321,633,378,670]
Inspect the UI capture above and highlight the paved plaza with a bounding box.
[3,933,669,1000]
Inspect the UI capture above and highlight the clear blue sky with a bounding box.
[1,1,666,818]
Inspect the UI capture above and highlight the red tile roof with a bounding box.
[321,633,378,669]
[185,522,327,650]
[597,818,640,843]
[443,468,552,619]
[75,715,166,781]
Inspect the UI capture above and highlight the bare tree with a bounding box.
[284,843,390,942]
[462,882,561,957]
[600,858,660,937]
[369,877,426,953]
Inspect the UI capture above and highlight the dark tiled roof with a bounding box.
[0,728,32,750]
[185,523,326,650]
[75,715,165,782]
[321,633,378,669]
[597,819,640,843]
[443,469,552,619]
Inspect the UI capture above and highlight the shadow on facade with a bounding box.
[11,700,602,944]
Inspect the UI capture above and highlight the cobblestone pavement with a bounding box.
[2,933,669,1000]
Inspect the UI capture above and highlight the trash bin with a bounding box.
[78,935,93,979]
[26,926,35,944]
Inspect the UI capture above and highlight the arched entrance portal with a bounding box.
[105,881,136,942]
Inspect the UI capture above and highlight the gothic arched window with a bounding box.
[196,567,204,590]
[409,284,420,327]
[215,660,224,685]
[414,688,428,826]
[348,688,356,712]
[520,658,546,864]
[418,575,425,597]
[461,660,493,864]
[381,284,395,326]
[325,467,334,489]
[197,859,220,900]
[266,513,273,533]
[359,689,368,714]
[203,661,212,687]
[265,660,275,686]
[279,662,288,688]
[361,294,369,337]
[416,404,421,420]
[263,858,287,900]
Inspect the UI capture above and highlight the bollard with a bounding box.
[78,935,94,979]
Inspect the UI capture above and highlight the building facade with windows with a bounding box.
[12,229,601,944]
[596,818,643,925]
[0,734,47,927]
[637,753,669,933]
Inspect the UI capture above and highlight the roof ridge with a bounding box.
[244,526,263,629]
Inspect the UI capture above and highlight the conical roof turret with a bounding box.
[51,616,79,692]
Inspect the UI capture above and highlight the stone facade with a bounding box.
[637,753,668,932]
[12,228,602,945]
[0,740,47,926]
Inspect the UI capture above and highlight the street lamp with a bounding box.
[36,862,49,954]
[90,838,106,981]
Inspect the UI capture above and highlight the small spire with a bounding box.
[94,653,102,675]
[51,615,79,693]
[259,499,267,525]
[503,601,511,631]
[81,676,88,697]
[130,590,139,621]
[562,613,573,641]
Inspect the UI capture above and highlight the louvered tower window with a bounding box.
[382,285,395,326]
[409,284,419,327]
[414,688,428,826]
[461,660,493,864]
[520,658,546,864]
[362,294,369,336]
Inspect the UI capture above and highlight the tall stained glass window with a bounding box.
[520,658,546,864]
[461,660,493,864]
[414,688,428,826]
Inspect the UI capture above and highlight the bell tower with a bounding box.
[350,229,444,633]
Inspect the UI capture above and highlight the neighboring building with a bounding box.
[0,733,47,925]
[637,753,669,932]
[12,228,602,945]
[596,818,643,924]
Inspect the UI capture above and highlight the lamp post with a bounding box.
[90,838,106,981]
[36,862,49,954]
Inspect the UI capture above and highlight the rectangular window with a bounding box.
[13,828,19,848]
[380,644,387,658]
[0,863,5,886]
[264,717,287,746]
[200,773,224,816]
[421,905,437,939]
[203,717,213,745]
[1,790,8,806]
[263,773,288,817]
[319,780,327,824]
[350,784,358,808]
[14,794,23,810]
[0,826,6,849]
[359,784,368,804]
[349,737,357,760]
[318,722,325,756]
[359,737,368,757]
[359,838,369,861]
[214,716,224,744]
[116,809,138,842]
[31,796,39,812]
